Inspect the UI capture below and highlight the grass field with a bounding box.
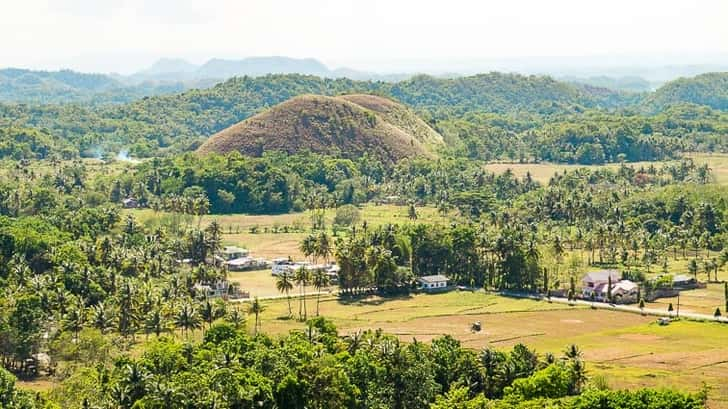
[129,204,450,259]
[245,291,728,408]
[483,153,728,185]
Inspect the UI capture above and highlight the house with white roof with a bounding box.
[417,275,450,292]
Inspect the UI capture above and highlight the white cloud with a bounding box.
[0,0,726,73]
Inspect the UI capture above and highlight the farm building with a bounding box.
[417,275,449,291]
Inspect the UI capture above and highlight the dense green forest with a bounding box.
[1,72,726,161]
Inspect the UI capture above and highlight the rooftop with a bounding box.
[417,274,449,283]
[583,270,620,282]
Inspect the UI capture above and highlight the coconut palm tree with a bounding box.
[316,231,332,264]
[175,303,201,339]
[295,266,310,321]
[226,306,246,330]
[90,302,114,334]
[145,307,167,338]
[199,299,215,329]
[312,269,331,316]
[248,297,265,335]
[300,234,317,264]
[275,271,294,318]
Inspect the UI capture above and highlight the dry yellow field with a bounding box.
[483,153,728,185]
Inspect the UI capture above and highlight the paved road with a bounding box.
[501,291,728,323]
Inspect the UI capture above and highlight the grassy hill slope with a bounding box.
[197,94,443,162]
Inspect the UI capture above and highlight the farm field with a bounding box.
[483,153,728,185]
[227,269,334,298]
[129,204,450,259]
[249,291,728,408]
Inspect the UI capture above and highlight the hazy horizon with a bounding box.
[2,0,727,76]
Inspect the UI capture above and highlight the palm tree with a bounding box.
[316,231,332,264]
[63,303,86,341]
[552,236,564,276]
[199,299,215,329]
[564,344,583,360]
[90,302,114,334]
[226,306,246,330]
[249,297,265,335]
[175,303,201,339]
[300,234,317,264]
[312,269,331,316]
[145,308,167,338]
[295,266,310,321]
[275,271,294,318]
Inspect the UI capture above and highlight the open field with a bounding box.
[247,291,728,407]
[227,269,334,298]
[129,203,450,259]
[483,153,728,185]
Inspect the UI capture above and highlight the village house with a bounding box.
[581,270,620,298]
[581,270,638,302]
[417,275,450,292]
[222,246,249,261]
[194,280,247,299]
[122,197,139,208]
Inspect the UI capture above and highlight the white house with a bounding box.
[581,270,639,301]
[222,246,249,261]
[417,275,449,291]
[581,270,620,298]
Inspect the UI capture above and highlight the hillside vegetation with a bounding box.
[644,72,728,111]
[197,94,443,162]
[0,72,726,160]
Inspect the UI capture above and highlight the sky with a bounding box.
[1,0,727,74]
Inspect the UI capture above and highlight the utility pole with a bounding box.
[676,292,680,318]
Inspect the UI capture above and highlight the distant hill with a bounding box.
[136,58,198,76]
[197,57,329,79]
[132,57,413,83]
[0,68,196,105]
[197,94,443,163]
[0,68,121,102]
[643,72,728,111]
[561,75,655,93]
[389,73,630,113]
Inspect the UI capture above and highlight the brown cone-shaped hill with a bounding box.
[196,94,443,163]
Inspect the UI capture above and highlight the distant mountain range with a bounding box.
[1,56,726,108]
[127,56,412,83]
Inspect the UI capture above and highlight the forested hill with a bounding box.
[0,68,203,105]
[643,72,728,111]
[1,72,726,160]
[391,73,629,114]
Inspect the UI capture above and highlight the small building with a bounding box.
[581,270,620,298]
[222,246,249,261]
[226,257,269,271]
[609,280,639,300]
[417,275,449,291]
[122,197,139,208]
[672,274,697,287]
